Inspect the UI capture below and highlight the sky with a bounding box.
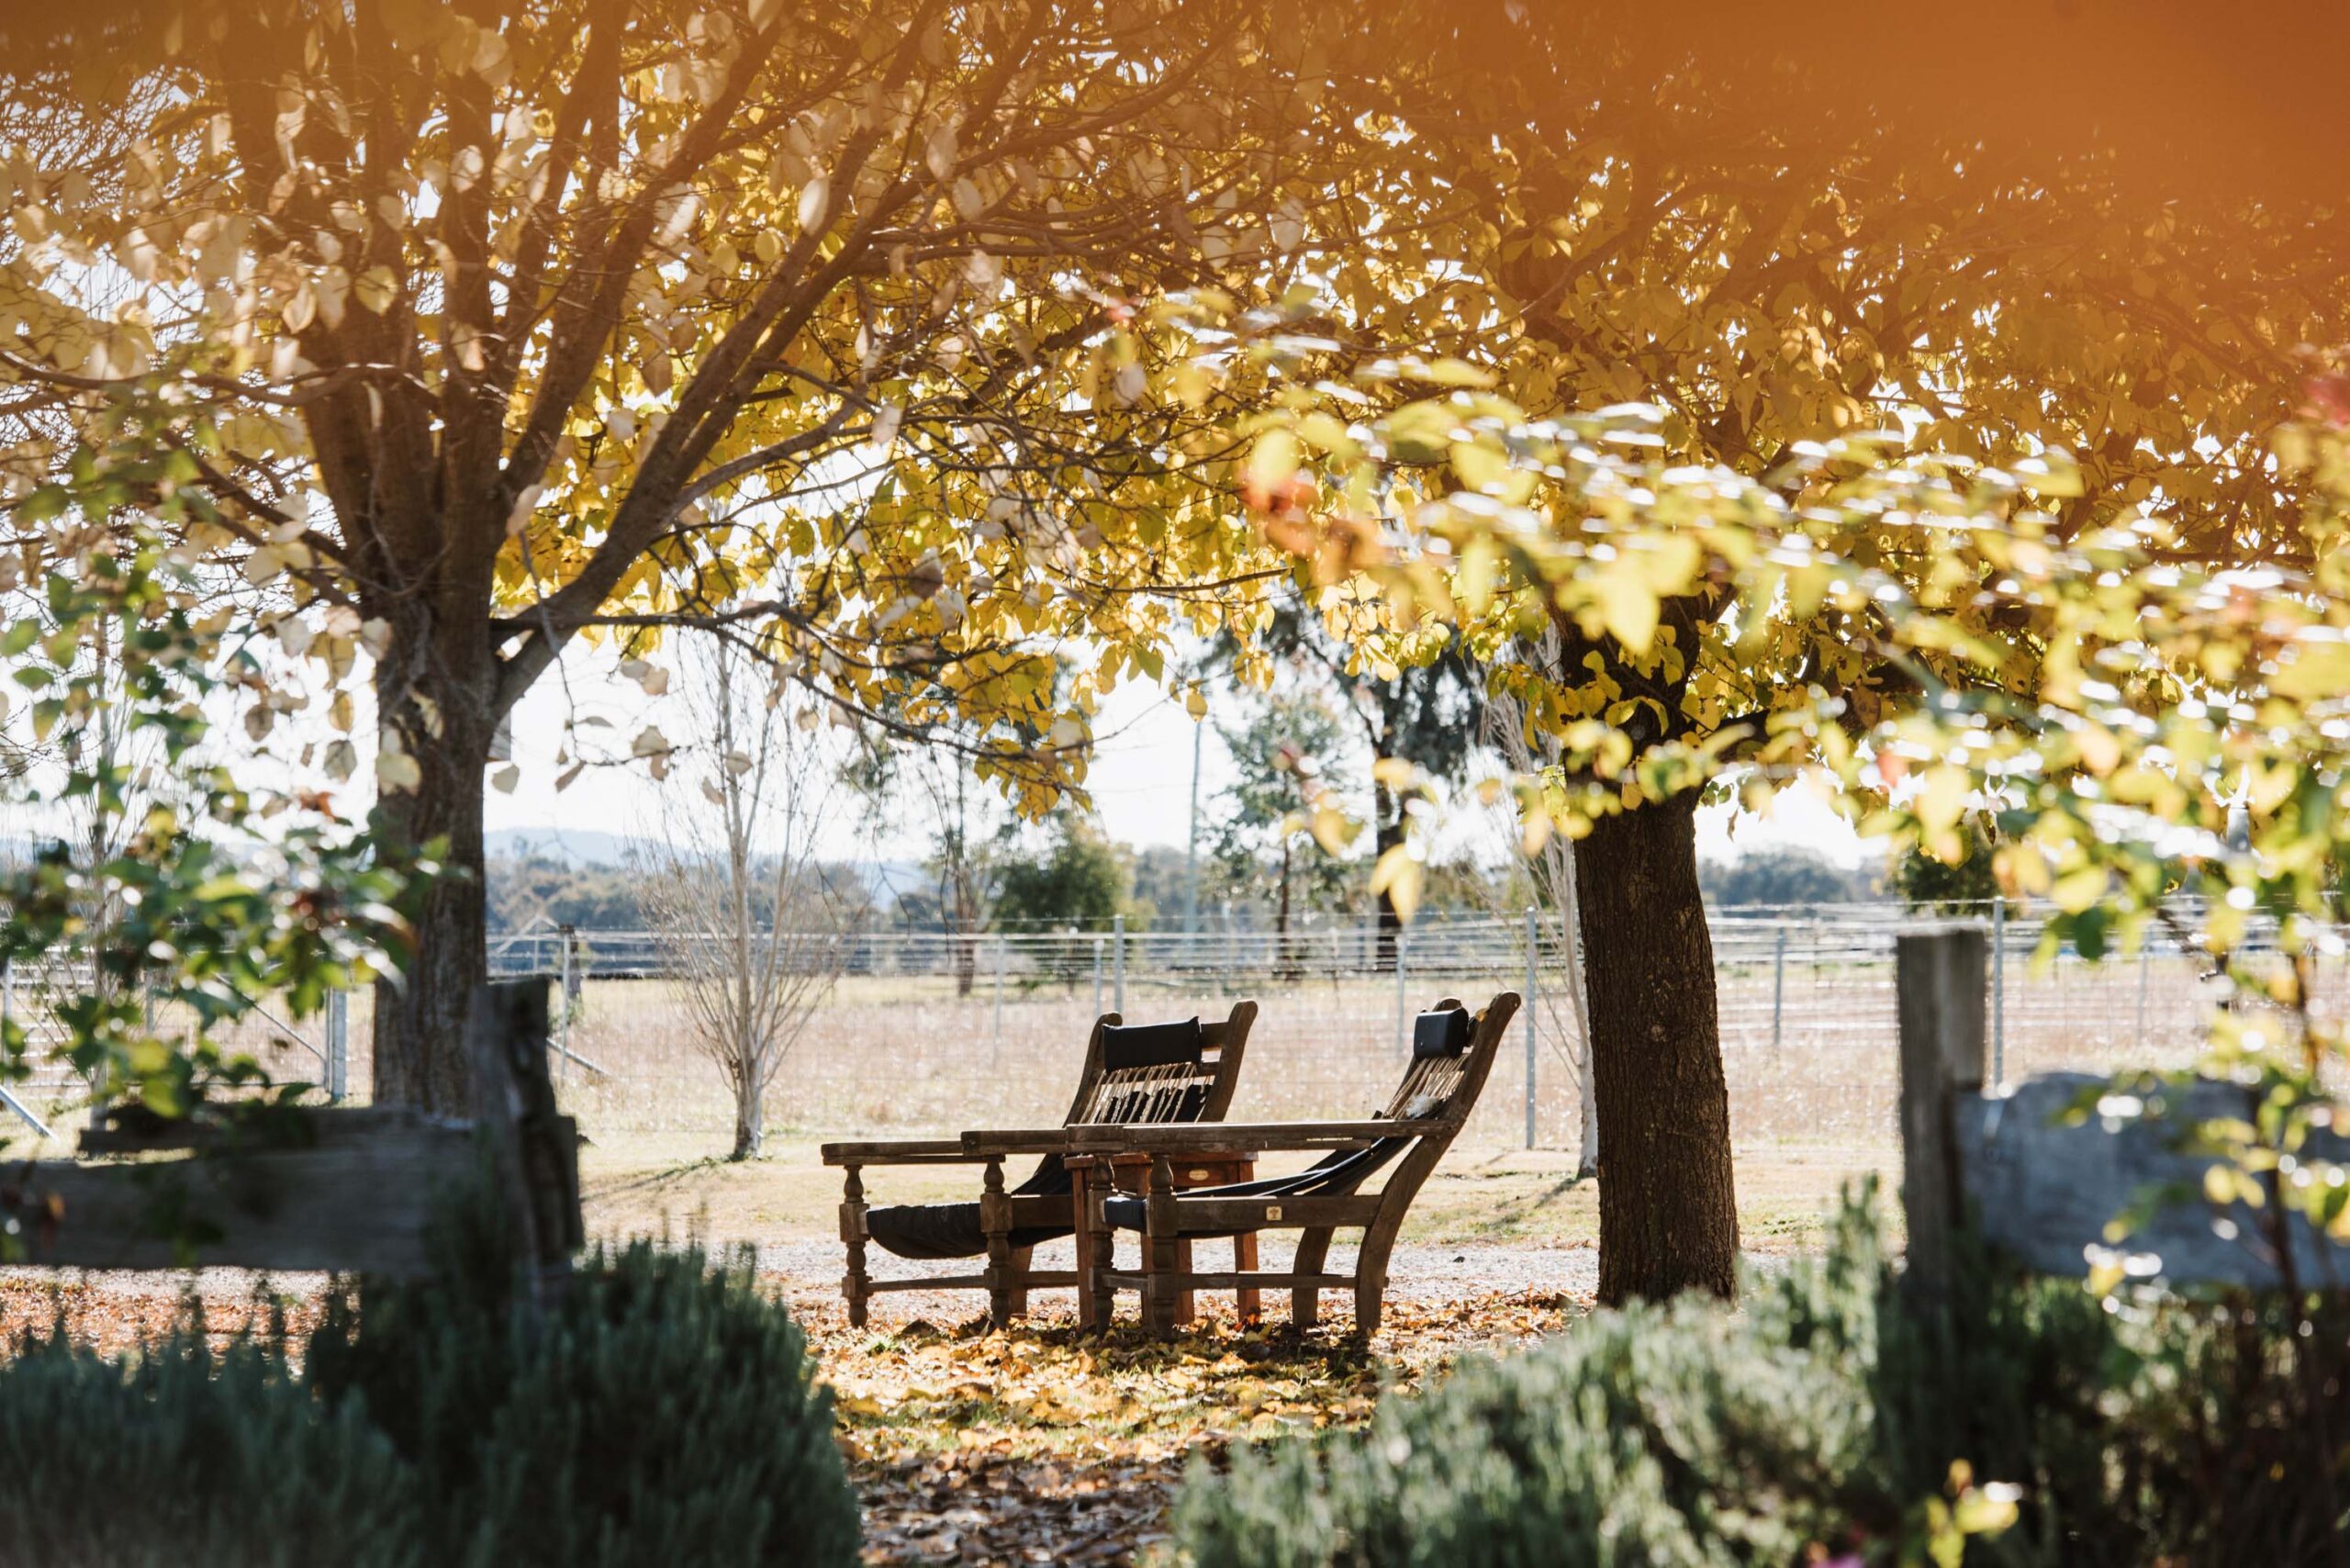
[481,643,1874,869]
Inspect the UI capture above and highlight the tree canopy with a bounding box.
[6,0,2350,1304]
[0,0,1401,1102]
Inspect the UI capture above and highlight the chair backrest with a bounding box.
[1378,996,1506,1128]
[1358,991,1520,1221]
[1062,1000,1257,1127]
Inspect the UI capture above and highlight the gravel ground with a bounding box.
[759,1235,1606,1327]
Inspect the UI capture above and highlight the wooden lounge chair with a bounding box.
[820,1002,1256,1327]
[970,992,1516,1337]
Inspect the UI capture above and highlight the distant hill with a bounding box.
[484,827,921,921]
[485,826,633,866]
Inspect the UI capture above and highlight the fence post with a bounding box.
[992,933,1006,1047]
[325,987,348,1103]
[555,923,579,1082]
[1113,913,1125,1015]
[1091,935,1104,1017]
[1523,906,1539,1151]
[2135,940,2151,1042]
[1770,925,1787,1053]
[1989,898,2006,1083]
[1393,926,1409,1052]
[1897,926,1988,1305]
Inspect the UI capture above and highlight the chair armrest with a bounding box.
[957,1128,1082,1156]
[821,1138,1001,1165]
[1062,1124,1410,1160]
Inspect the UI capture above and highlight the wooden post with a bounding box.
[1143,1154,1179,1337]
[1081,1164,1115,1330]
[979,1157,1013,1326]
[466,977,578,1314]
[1897,926,1988,1304]
[840,1164,870,1328]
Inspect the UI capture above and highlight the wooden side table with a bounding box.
[1068,1149,1259,1328]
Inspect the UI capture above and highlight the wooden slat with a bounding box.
[78,1106,435,1157]
[13,1121,477,1275]
[1102,1271,1352,1292]
[865,1272,992,1294]
[1146,1195,1382,1232]
[1060,1119,1400,1152]
[821,1139,979,1163]
[957,1129,1089,1155]
[1956,1071,2350,1290]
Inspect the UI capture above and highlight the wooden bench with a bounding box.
[822,1002,1257,1327]
[968,992,1520,1337]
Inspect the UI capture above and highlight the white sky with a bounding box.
[483,645,1873,868]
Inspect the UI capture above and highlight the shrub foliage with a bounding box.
[0,1232,858,1567]
[1174,1188,2347,1567]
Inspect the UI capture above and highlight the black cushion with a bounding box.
[1411,1006,1472,1060]
[1102,1016,1203,1070]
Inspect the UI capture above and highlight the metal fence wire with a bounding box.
[0,903,2288,1151]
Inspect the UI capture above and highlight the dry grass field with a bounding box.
[0,946,2243,1277]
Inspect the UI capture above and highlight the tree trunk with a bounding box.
[367,619,498,1113]
[1275,837,1297,981]
[734,1065,765,1159]
[950,873,978,998]
[1371,791,1404,970]
[1572,790,1740,1304]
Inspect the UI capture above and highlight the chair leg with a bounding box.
[1353,1223,1399,1338]
[1143,1156,1180,1338]
[840,1165,871,1329]
[1235,1231,1261,1325]
[1175,1239,1195,1325]
[1072,1169,1097,1329]
[1292,1226,1333,1328]
[980,1159,1013,1327]
[1082,1176,1116,1331]
[1007,1245,1035,1317]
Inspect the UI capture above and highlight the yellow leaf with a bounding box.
[1593,566,1660,655]
[1247,428,1299,496]
[2272,635,2350,702]
[1368,844,1424,923]
[2052,867,2107,913]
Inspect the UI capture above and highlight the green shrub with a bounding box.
[0,1321,420,1568]
[0,1213,858,1568]
[1172,1187,2348,1567]
[308,1228,861,1568]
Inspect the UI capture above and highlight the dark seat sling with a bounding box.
[866,1018,1215,1260]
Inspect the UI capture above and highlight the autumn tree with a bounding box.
[0,0,1393,1108]
[1226,7,2350,1302]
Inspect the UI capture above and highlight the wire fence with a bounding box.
[0,902,2298,1154]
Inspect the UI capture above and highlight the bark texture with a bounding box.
[1572,790,1740,1304]
[366,610,497,1113]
